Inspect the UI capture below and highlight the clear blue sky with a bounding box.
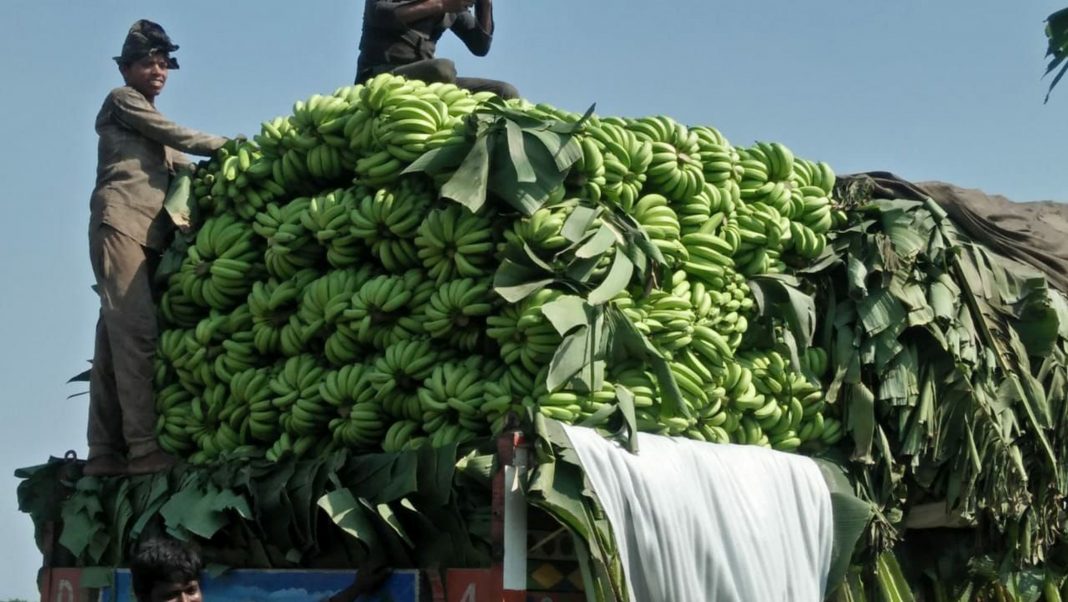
[0,1,1064,598]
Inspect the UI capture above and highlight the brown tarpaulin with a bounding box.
[837,172,1068,294]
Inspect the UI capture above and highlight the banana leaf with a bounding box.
[18,446,495,571]
[528,416,627,602]
[404,97,589,215]
[817,182,1068,584]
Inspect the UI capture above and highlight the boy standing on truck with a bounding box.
[355,0,519,99]
[85,20,229,477]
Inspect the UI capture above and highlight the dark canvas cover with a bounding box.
[837,172,1068,294]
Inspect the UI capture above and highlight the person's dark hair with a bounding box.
[130,538,202,600]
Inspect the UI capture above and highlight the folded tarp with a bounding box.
[562,425,836,602]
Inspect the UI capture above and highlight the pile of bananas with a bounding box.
[154,74,849,464]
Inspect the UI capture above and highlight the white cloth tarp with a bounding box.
[562,425,834,602]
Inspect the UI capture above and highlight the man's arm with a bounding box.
[449,1,493,57]
[168,148,193,172]
[110,88,227,157]
[386,0,474,25]
[475,0,493,35]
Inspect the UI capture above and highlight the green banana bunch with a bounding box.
[332,83,377,154]
[259,89,361,196]
[381,419,427,452]
[423,277,494,351]
[154,382,198,456]
[349,179,432,272]
[680,230,736,287]
[731,202,789,276]
[369,338,443,421]
[183,396,224,463]
[615,359,723,440]
[292,91,353,132]
[417,357,492,443]
[685,405,732,444]
[415,204,495,284]
[534,391,583,423]
[321,363,387,449]
[254,115,296,156]
[176,214,261,310]
[482,365,547,433]
[739,175,793,228]
[486,288,563,373]
[641,289,697,354]
[351,79,443,184]
[802,347,830,380]
[303,188,365,269]
[373,91,450,162]
[157,328,193,387]
[297,91,362,184]
[627,116,705,202]
[672,268,713,322]
[212,328,260,385]
[301,188,356,251]
[253,198,324,279]
[786,220,827,261]
[424,81,480,117]
[248,269,320,356]
[571,382,626,427]
[791,157,836,196]
[269,354,326,438]
[781,157,835,258]
[499,200,571,265]
[745,141,795,185]
[669,355,716,427]
[674,244,752,357]
[423,118,468,155]
[588,120,651,212]
[611,362,660,411]
[294,268,370,348]
[254,114,317,195]
[701,272,753,349]
[630,194,687,265]
[153,352,176,394]
[264,431,325,461]
[566,135,607,202]
[352,149,404,187]
[194,138,276,220]
[167,311,234,389]
[304,142,347,183]
[338,270,431,352]
[182,380,254,462]
[731,142,836,266]
[228,366,279,444]
[673,183,713,236]
[159,286,202,329]
[536,376,618,424]
[691,125,744,187]
[359,73,422,121]
[728,349,839,452]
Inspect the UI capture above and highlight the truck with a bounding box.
[18,73,1068,601]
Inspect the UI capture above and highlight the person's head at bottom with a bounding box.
[131,538,203,602]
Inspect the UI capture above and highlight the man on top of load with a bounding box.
[355,0,519,99]
[85,20,229,477]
